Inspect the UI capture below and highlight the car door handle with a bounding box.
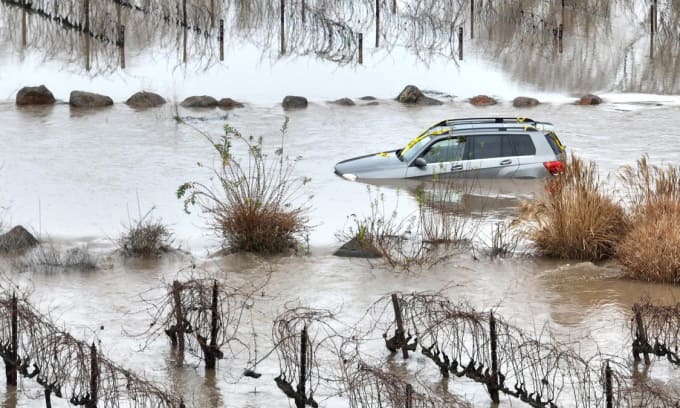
[500,159,513,166]
[451,164,464,171]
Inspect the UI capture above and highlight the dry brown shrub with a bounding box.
[519,154,628,261]
[618,157,680,282]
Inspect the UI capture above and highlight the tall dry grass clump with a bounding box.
[178,119,310,254]
[519,154,627,261]
[618,157,680,283]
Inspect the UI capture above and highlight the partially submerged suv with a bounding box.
[334,117,566,181]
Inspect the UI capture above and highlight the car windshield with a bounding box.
[399,135,432,162]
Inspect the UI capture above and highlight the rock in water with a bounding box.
[16,85,56,105]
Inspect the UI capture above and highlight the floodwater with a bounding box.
[2,0,680,407]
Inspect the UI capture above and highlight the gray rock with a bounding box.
[69,91,114,108]
[396,85,443,105]
[125,91,166,109]
[180,95,218,108]
[333,237,381,258]
[16,85,56,105]
[330,98,356,106]
[359,96,377,101]
[0,226,38,253]
[218,98,245,109]
[512,96,540,108]
[282,95,308,110]
[577,94,602,105]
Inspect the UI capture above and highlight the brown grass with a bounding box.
[178,120,310,254]
[617,157,680,282]
[519,154,628,261]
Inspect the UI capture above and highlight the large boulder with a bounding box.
[16,85,56,105]
[125,91,166,109]
[180,95,218,108]
[282,95,308,110]
[470,95,498,106]
[333,237,381,258]
[0,226,38,253]
[577,94,602,105]
[512,96,540,108]
[396,85,443,106]
[69,91,113,108]
[218,98,244,109]
[329,97,355,106]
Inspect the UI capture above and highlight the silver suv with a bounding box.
[334,117,566,181]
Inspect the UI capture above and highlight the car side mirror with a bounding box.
[413,158,427,168]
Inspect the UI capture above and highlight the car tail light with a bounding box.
[543,161,564,175]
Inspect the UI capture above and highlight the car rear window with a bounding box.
[504,134,536,156]
[544,133,564,155]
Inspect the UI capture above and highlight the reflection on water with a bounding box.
[2,0,680,93]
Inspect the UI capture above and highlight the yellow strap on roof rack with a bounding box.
[517,117,526,123]
[376,152,390,157]
[523,125,537,131]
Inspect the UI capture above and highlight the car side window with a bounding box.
[469,135,502,159]
[422,137,466,164]
[503,134,536,156]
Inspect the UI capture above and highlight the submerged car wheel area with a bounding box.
[334,117,566,181]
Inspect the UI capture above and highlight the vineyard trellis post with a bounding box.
[375,0,380,47]
[210,0,215,27]
[488,311,500,403]
[649,4,654,59]
[391,294,409,359]
[86,343,99,408]
[182,0,188,63]
[219,19,224,61]
[301,0,306,24]
[358,33,363,64]
[392,0,396,14]
[280,0,286,55]
[4,293,18,387]
[21,7,27,48]
[458,27,463,60]
[558,23,563,53]
[203,280,220,370]
[295,326,308,408]
[405,383,413,408]
[170,281,186,355]
[605,360,613,408]
[119,25,126,69]
[470,0,474,39]
[633,304,650,364]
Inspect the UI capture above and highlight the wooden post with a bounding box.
[21,8,27,48]
[84,0,89,34]
[172,281,186,353]
[375,0,380,47]
[650,5,654,59]
[633,305,650,364]
[119,25,126,69]
[358,33,363,64]
[301,0,306,24]
[86,343,98,408]
[488,312,500,403]
[653,0,657,34]
[182,0,187,63]
[205,280,219,370]
[470,0,474,39]
[45,389,52,408]
[219,19,224,61]
[458,26,463,60]
[54,0,58,16]
[391,294,409,359]
[210,0,215,27]
[280,0,286,55]
[296,327,307,408]
[392,0,396,14]
[5,294,18,387]
[558,23,563,54]
[405,383,413,408]
[605,360,613,408]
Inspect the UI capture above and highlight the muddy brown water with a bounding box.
[1,100,680,406]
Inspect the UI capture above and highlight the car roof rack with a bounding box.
[442,117,537,126]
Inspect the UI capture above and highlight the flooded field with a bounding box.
[2,0,680,407]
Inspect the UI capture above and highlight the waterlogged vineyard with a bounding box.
[1,0,679,93]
